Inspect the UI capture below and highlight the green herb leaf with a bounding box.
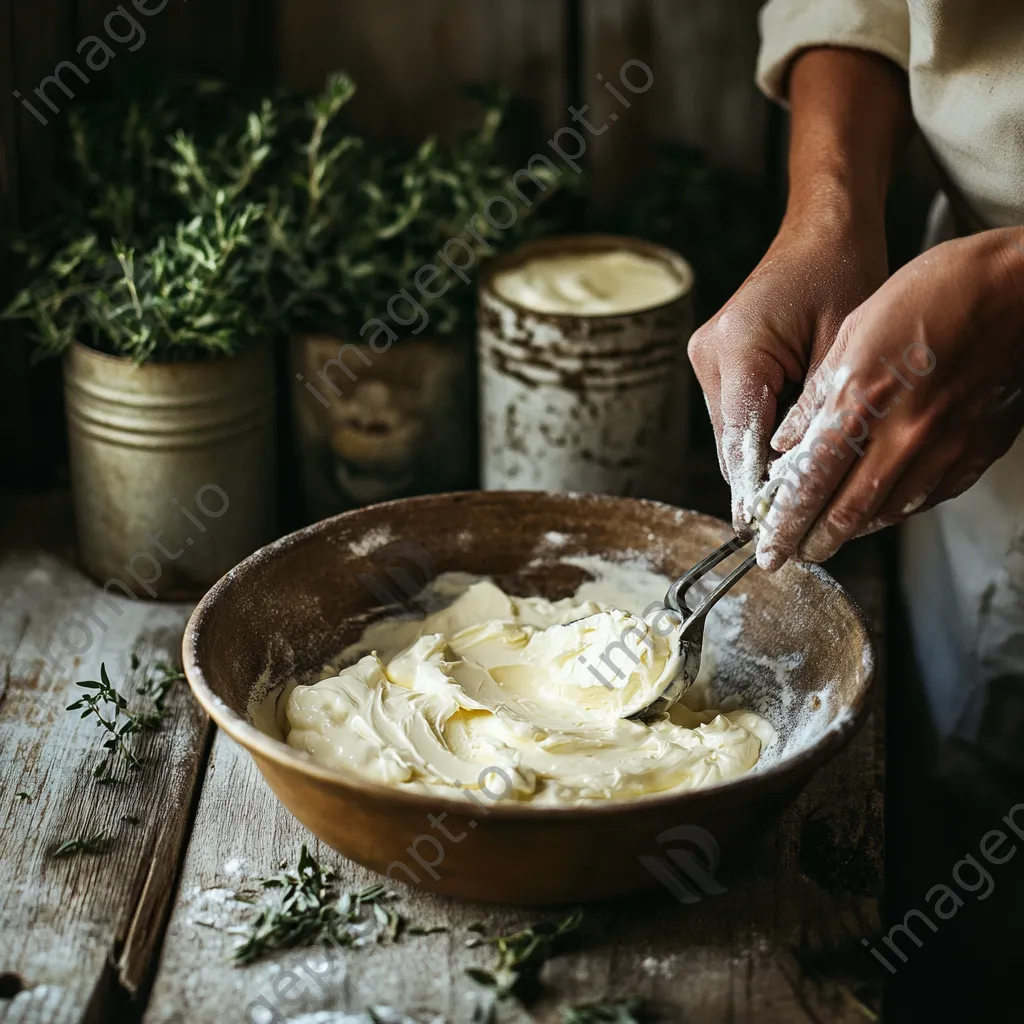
[560,997,648,1023]
[466,910,583,1000]
[51,830,112,858]
[232,845,405,965]
[67,660,184,781]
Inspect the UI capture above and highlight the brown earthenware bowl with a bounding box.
[183,491,875,904]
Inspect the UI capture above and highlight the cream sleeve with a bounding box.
[756,0,911,103]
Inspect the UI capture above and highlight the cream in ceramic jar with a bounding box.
[284,568,774,806]
[478,237,695,504]
[491,249,687,316]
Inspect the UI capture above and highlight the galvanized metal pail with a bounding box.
[478,235,694,504]
[63,340,277,599]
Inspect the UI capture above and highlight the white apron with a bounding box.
[900,193,1024,759]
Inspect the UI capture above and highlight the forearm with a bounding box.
[786,47,913,222]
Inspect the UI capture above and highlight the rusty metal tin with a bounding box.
[478,235,694,504]
[290,333,476,520]
[63,340,277,599]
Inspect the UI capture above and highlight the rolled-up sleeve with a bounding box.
[757,0,911,103]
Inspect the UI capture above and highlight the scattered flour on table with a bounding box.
[182,884,251,931]
[223,857,246,877]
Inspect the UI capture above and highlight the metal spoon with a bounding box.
[627,535,756,722]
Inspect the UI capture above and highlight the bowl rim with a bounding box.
[182,490,877,822]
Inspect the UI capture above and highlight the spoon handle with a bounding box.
[665,538,757,641]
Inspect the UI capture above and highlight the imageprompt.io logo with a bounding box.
[639,825,727,904]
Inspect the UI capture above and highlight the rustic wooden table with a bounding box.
[0,491,886,1024]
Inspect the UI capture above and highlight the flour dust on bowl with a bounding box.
[183,492,875,904]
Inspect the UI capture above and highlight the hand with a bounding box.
[687,46,910,534]
[755,228,1024,569]
[688,195,889,532]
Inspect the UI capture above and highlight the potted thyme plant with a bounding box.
[266,74,568,517]
[3,94,279,598]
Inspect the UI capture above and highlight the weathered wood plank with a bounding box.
[145,537,885,1023]
[0,473,884,1024]
[582,0,771,213]
[0,495,212,1024]
[75,0,168,70]
[277,0,568,145]
[145,713,884,1022]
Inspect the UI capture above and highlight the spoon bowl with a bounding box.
[627,536,757,722]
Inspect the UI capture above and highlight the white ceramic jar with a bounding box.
[478,235,694,504]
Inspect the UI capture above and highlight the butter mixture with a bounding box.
[284,572,774,806]
[492,249,688,316]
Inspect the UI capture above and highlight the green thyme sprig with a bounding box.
[67,659,185,780]
[465,909,583,1000]
[233,844,403,964]
[67,663,146,781]
[3,96,275,364]
[134,658,186,730]
[561,997,648,1023]
[265,76,571,339]
[406,924,448,936]
[3,72,573,362]
[51,830,112,858]
[63,74,239,242]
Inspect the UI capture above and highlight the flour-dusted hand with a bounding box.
[756,229,1024,569]
[688,201,887,533]
[687,48,909,534]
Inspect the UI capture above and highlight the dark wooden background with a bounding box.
[0,0,938,490]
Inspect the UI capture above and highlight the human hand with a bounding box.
[688,194,888,532]
[754,228,1024,569]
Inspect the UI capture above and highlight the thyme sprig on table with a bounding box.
[465,909,583,1000]
[561,997,648,1023]
[133,658,187,730]
[51,829,112,858]
[67,663,146,780]
[233,844,403,964]
[67,659,185,781]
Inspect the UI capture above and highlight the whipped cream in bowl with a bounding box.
[283,570,776,807]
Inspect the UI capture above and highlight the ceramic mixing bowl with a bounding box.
[183,491,875,904]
